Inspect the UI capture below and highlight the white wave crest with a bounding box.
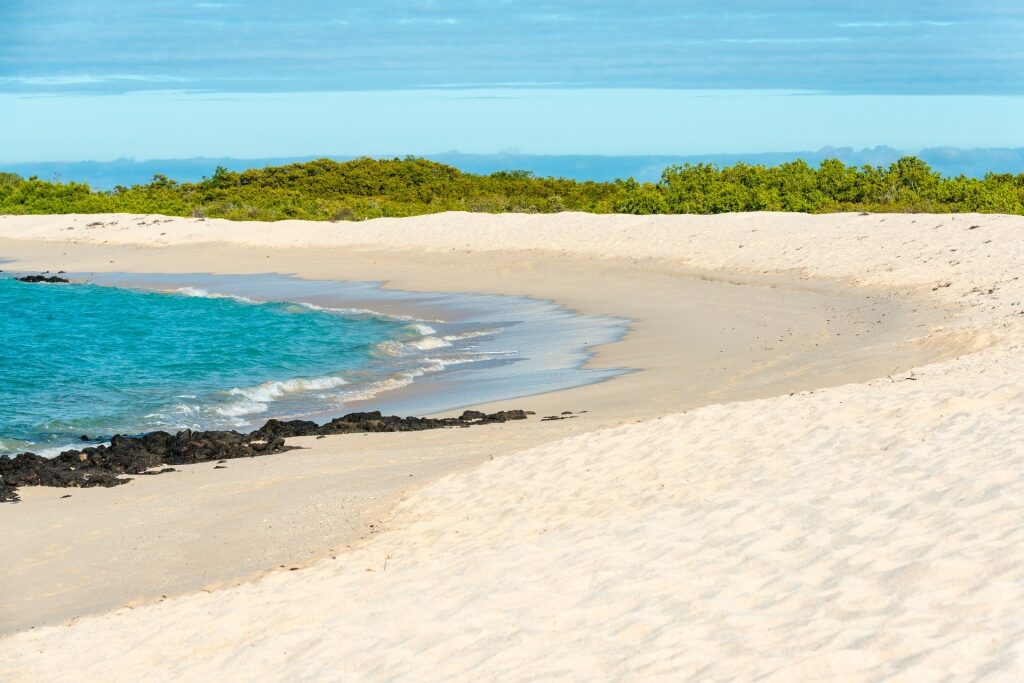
[332,361,440,404]
[166,290,449,332]
[335,375,418,404]
[442,328,503,341]
[215,396,269,418]
[208,374,353,419]
[228,375,350,404]
[373,334,451,355]
[329,354,498,405]
[422,353,506,367]
[407,322,437,336]
[169,287,256,304]
[407,336,452,350]
[298,301,443,324]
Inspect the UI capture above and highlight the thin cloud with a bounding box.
[2,2,1017,97]
[720,37,853,44]
[522,13,573,23]
[424,81,585,88]
[397,17,460,25]
[838,21,956,28]
[0,74,188,86]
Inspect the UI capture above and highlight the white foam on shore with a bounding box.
[168,286,257,304]
[10,348,506,456]
[442,328,502,341]
[373,321,507,356]
[297,301,444,324]
[407,322,436,335]
[406,336,451,350]
[374,324,457,355]
[424,352,511,366]
[169,287,445,326]
[330,360,445,404]
[75,318,505,437]
[213,348,505,421]
[152,292,472,423]
[328,352,509,406]
[215,375,352,418]
[233,374,351,402]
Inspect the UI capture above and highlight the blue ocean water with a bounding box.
[0,277,456,455]
[0,273,628,456]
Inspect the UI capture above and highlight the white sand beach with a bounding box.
[2,210,1023,680]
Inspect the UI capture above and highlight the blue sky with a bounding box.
[2,1,1023,161]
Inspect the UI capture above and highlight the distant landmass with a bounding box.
[4,146,1024,190]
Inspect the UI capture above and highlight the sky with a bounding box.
[2,1,1023,161]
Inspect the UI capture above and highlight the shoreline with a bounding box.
[0,214,964,635]
[0,408,533,504]
[0,219,966,422]
[78,270,631,424]
[1,269,626,456]
[4,211,1020,679]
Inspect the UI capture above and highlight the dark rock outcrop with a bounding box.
[0,430,289,500]
[256,409,529,439]
[0,409,530,502]
[1,482,21,503]
[16,274,70,284]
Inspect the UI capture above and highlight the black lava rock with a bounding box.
[16,275,70,284]
[0,408,531,502]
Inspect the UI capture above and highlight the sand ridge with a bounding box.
[1,211,1023,681]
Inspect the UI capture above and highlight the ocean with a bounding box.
[0,273,626,455]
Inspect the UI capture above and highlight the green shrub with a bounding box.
[1,156,1020,220]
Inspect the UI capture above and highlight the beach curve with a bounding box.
[1,211,1022,680]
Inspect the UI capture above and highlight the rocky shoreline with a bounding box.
[16,274,70,284]
[0,409,530,503]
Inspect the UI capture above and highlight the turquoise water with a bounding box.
[0,277,433,454]
[1,272,628,456]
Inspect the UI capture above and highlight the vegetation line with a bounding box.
[2,156,1022,221]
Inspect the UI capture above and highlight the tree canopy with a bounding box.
[1,156,1021,221]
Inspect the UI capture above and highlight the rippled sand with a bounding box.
[2,211,1022,681]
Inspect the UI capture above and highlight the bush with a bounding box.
[0,156,1021,220]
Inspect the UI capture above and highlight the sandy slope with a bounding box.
[0,221,955,635]
[1,211,1023,681]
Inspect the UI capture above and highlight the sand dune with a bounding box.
[2,211,1023,681]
